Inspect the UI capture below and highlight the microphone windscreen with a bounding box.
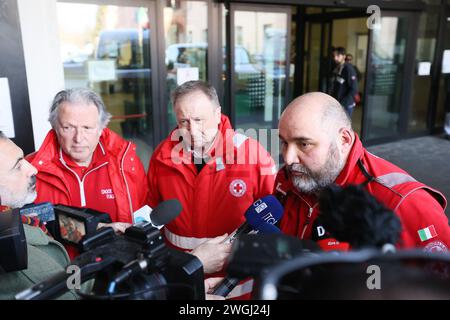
[150,199,182,226]
[318,184,402,248]
[245,195,284,232]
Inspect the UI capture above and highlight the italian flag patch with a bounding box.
[418,225,437,242]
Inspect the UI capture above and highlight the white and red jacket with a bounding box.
[147,115,276,298]
[274,134,450,252]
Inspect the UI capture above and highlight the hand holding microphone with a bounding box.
[191,234,232,274]
[225,195,284,243]
[212,195,284,297]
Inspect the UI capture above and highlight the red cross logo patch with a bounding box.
[229,179,247,197]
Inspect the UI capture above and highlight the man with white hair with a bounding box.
[26,88,148,258]
[275,92,450,251]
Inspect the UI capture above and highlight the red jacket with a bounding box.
[274,134,450,252]
[147,115,276,298]
[26,128,148,223]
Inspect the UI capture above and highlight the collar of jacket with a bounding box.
[334,133,364,186]
[32,128,129,166]
[155,114,236,166]
[29,128,131,194]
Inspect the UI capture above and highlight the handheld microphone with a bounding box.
[213,195,284,297]
[317,184,402,249]
[225,195,284,243]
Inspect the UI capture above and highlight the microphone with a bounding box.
[132,199,182,229]
[149,199,182,227]
[213,195,284,297]
[107,199,183,293]
[317,184,402,249]
[225,195,284,243]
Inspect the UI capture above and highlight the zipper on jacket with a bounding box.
[59,149,108,207]
[120,142,134,216]
[300,203,318,240]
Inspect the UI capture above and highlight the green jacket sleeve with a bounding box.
[0,225,78,300]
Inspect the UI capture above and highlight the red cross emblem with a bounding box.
[229,179,247,197]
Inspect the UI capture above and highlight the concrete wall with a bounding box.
[17,0,64,150]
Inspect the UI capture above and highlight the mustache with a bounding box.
[287,164,309,174]
[28,175,36,190]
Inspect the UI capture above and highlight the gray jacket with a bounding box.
[0,224,78,300]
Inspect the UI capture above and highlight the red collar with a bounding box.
[334,133,364,186]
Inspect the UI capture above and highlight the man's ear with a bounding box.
[338,127,354,154]
[215,107,221,125]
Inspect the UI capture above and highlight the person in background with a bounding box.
[329,47,359,117]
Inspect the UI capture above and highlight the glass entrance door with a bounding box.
[363,12,415,141]
[56,1,156,166]
[229,4,291,131]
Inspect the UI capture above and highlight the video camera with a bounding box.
[52,204,112,251]
[0,208,27,272]
[15,200,205,300]
[224,233,450,300]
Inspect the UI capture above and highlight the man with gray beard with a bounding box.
[0,131,76,300]
[274,92,450,251]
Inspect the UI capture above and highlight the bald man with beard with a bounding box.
[274,92,450,251]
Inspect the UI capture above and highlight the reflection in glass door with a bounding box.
[56,2,154,166]
[435,8,450,131]
[230,5,291,131]
[163,1,208,131]
[364,14,410,140]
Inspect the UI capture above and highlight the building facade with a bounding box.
[1,0,449,165]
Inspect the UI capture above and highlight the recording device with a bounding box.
[226,233,321,278]
[213,195,284,297]
[221,233,321,299]
[317,184,402,248]
[0,208,27,272]
[253,247,450,300]
[15,199,205,300]
[225,234,450,299]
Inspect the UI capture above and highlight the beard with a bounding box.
[288,143,345,194]
[0,176,37,208]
